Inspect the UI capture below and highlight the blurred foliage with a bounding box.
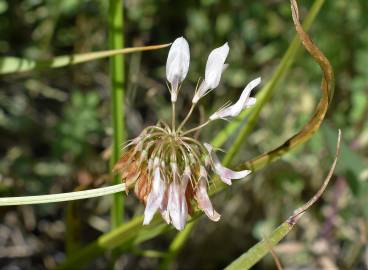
[0,0,367,269]
[53,91,101,161]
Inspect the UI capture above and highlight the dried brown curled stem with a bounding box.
[240,0,335,171]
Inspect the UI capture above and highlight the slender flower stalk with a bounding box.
[172,102,176,131]
[181,120,211,136]
[114,37,261,230]
[177,103,195,132]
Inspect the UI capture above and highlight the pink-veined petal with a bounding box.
[159,181,170,224]
[204,143,251,185]
[195,167,221,221]
[143,167,165,225]
[168,178,188,231]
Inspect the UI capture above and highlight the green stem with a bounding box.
[171,102,176,132]
[181,120,211,135]
[109,0,125,228]
[157,221,195,270]
[0,184,126,205]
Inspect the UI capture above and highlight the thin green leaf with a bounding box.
[0,44,169,75]
[157,222,196,270]
[56,215,163,270]
[225,223,291,270]
[224,129,341,270]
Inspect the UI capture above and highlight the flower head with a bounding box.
[114,37,261,230]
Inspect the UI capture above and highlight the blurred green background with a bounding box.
[0,0,367,269]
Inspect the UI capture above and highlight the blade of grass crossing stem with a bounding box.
[211,0,325,149]
[158,1,326,268]
[109,0,125,228]
[225,223,291,270]
[57,1,333,268]
[225,129,341,270]
[0,45,169,75]
[56,215,163,270]
[157,222,196,270]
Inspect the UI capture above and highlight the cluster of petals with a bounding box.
[115,36,261,230]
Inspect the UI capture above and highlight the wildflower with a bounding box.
[114,37,261,230]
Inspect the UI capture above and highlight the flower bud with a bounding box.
[192,43,229,103]
[166,37,190,102]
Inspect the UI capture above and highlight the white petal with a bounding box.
[192,80,208,103]
[166,37,190,101]
[231,77,261,115]
[195,167,221,221]
[143,167,165,225]
[205,43,229,89]
[209,104,233,121]
[168,178,188,231]
[180,173,189,223]
[209,77,260,120]
[204,143,251,185]
[244,97,256,108]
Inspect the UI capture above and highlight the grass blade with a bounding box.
[0,44,169,75]
[224,129,341,270]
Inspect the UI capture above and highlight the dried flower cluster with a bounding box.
[114,37,261,230]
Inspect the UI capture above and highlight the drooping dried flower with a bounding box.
[114,37,261,230]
